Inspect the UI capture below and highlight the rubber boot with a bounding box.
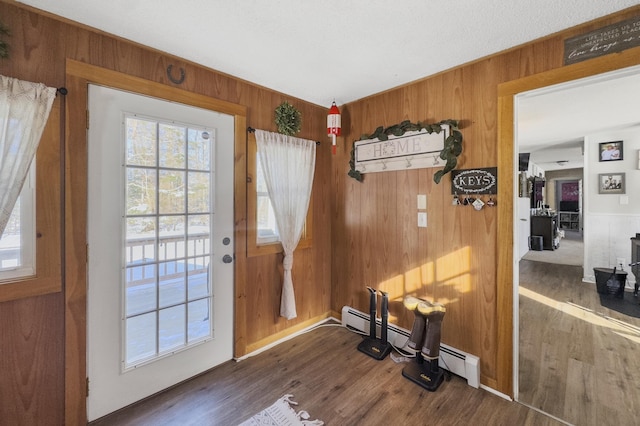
[403,296,430,351]
[418,302,446,360]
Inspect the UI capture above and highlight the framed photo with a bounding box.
[599,141,623,162]
[598,173,625,194]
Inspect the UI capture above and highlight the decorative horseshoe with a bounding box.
[167,65,185,84]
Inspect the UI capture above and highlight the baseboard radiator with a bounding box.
[341,305,480,388]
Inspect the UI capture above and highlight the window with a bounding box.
[247,132,312,257]
[0,102,61,303]
[0,161,35,280]
[124,115,213,368]
[255,155,279,244]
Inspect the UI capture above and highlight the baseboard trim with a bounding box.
[237,312,336,360]
[480,384,512,401]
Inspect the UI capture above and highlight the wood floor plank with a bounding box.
[519,259,640,426]
[91,324,560,425]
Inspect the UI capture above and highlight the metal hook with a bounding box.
[167,65,186,84]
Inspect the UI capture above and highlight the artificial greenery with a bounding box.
[274,101,302,136]
[0,21,9,59]
[348,119,463,184]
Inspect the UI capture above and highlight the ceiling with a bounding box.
[16,0,640,108]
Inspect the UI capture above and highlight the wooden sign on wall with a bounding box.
[353,126,449,174]
[450,167,497,195]
[564,15,640,65]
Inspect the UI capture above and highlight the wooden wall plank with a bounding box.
[0,1,331,423]
[2,2,640,422]
[0,292,64,425]
[333,6,640,396]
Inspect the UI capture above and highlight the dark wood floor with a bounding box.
[519,259,640,425]
[92,324,561,426]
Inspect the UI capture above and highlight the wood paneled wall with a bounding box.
[331,6,640,393]
[2,0,640,422]
[0,1,331,423]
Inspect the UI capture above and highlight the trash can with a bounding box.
[529,236,543,251]
[594,267,627,296]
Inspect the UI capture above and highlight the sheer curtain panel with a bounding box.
[255,129,316,319]
[0,75,56,235]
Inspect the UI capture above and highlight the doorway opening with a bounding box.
[511,63,640,424]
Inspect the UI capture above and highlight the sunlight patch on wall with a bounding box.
[379,274,407,305]
[376,246,473,310]
[436,246,472,294]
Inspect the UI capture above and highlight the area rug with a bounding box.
[599,291,640,319]
[238,395,324,426]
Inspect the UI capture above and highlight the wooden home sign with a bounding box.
[564,15,640,65]
[353,125,449,174]
[450,167,497,195]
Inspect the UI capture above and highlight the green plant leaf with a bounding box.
[274,101,302,135]
[0,20,9,59]
[391,126,404,136]
[348,169,363,182]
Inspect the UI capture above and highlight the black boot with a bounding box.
[403,296,429,351]
[418,301,446,360]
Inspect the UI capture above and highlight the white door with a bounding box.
[87,85,234,421]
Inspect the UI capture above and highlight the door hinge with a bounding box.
[86,377,89,397]
[86,110,90,130]
[86,243,89,264]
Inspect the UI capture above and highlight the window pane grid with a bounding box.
[124,115,213,368]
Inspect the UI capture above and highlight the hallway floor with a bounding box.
[518,259,640,425]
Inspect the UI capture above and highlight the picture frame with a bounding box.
[598,140,623,162]
[598,173,625,194]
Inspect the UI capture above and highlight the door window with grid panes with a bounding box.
[124,115,213,368]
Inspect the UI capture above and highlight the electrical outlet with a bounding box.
[418,212,427,228]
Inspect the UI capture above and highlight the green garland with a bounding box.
[274,101,302,136]
[0,21,9,59]
[348,119,463,184]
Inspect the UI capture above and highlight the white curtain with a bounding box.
[255,129,316,320]
[0,75,56,236]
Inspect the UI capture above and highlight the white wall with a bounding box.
[584,125,640,286]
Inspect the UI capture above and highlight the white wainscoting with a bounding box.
[584,213,640,286]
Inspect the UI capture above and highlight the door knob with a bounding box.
[222,254,233,264]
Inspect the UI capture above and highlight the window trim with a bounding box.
[0,101,62,302]
[246,132,312,257]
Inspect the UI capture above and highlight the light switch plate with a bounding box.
[417,194,427,210]
[418,212,427,228]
